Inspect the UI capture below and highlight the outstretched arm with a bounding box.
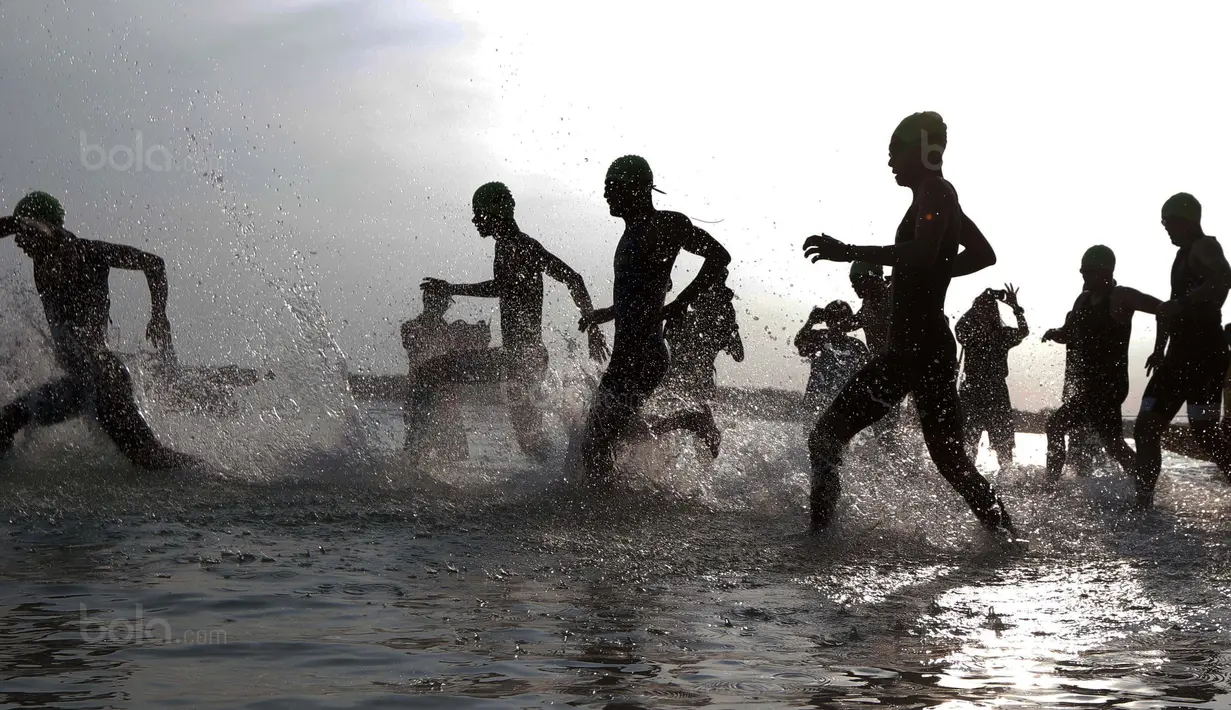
[1115,286,1162,317]
[434,278,500,298]
[952,214,997,277]
[803,180,957,269]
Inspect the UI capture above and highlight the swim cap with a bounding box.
[606,155,665,193]
[823,300,854,322]
[1081,245,1116,271]
[891,111,947,150]
[849,261,883,278]
[14,191,65,226]
[1161,192,1201,223]
[472,182,515,218]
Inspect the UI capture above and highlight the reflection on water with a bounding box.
[3,407,1231,708]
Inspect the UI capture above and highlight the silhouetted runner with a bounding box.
[410,182,609,459]
[649,275,743,458]
[801,112,1012,536]
[400,288,491,458]
[578,155,731,482]
[796,301,869,415]
[956,284,1027,466]
[0,192,197,470]
[1041,245,1160,481]
[1134,193,1231,508]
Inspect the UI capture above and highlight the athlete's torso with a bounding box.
[612,211,686,356]
[1169,238,1226,349]
[888,180,961,349]
[30,233,112,352]
[493,234,546,351]
[1069,288,1131,401]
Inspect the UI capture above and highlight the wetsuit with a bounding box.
[956,305,1027,463]
[1135,238,1231,499]
[406,232,557,457]
[808,183,1009,531]
[581,212,686,478]
[0,228,188,468]
[1045,289,1137,479]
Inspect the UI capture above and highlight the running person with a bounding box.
[956,284,1028,466]
[796,301,870,415]
[801,112,1011,534]
[578,155,731,482]
[0,192,197,469]
[1134,193,1231,508]
[847,262,891,355]
[1042,245,1161,481]
[649,276,743,457]
[411,182,609,459]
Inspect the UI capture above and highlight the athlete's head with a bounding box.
[888,112,946,187]
[422,287,453,319]
[1079,244,1116,290]
[604,155,656,218]
[823,300,855,332]
[12,191,68,256]
[849,261,885,299]
[1161,192,1202,245]
[472,182,516,238]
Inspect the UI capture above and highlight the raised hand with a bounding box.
[803,234,850,263]
[1003,283,1021,309]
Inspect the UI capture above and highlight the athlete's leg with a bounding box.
[808,355,910,530]
[91,352,196,469]
[912,350,1012,532]
[581,345,669,483]
[1091,400,1135,476]
[986,381,1016,466]
[506,345,551,457]
[1045,400,1081,480]
[649,403,721,457]
[0,376,90,454]
[959,385,984,458]
[1186,348,1231,477]
[1133,363,1188,508]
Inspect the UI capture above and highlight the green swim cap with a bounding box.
[14,191,65,226]
[1081,244,1116,271]
[1161,192,1201,223]
[472,182,515,218]
[606,154,664,193]
[849,261,883,278]
[891,111,947,150]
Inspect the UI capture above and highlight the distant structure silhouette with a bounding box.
[410,182,608,460]
[801,111,1012,536]
[578,155,731,482]
[1134,193,1231,508]
[955,284,1027,466]
[0,192,197,469]
[1041,245,1160,481]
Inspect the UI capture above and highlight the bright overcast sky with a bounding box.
[1,1,1229,411]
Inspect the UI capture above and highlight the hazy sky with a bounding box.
[1,0,1229,411]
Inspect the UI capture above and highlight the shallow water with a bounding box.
[3,397,1231,709]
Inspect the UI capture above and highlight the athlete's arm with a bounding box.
[538,245,609,360]
[952,214,997,277]
[664,216,731,318]
[87,240,173,352]
[1006,307,1029,346]
[803,180,957,268]
[1182,238,1231,307]
[0,216,19,238]
[1113,286,1163,319]
[429,278,500,299]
